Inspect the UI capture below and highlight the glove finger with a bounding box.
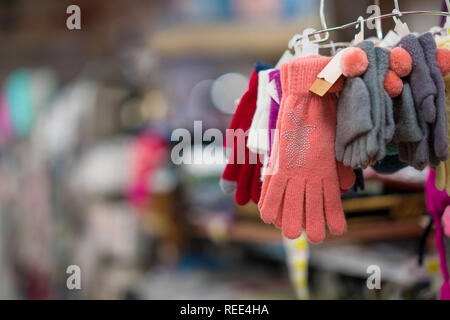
[343,144,353,167]
[360,138,370,168]
[323,178,347,235]
[281,178,306,239]
[351,140,361,168]
[259,173,287,224]
[305,179,325,243]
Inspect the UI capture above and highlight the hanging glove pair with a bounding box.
[396,33,448,169]
[258,55,355,243]
[335,41,394,168]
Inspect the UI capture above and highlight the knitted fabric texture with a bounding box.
[397,34,434,169]
[435,37,450,194]
[268,69,282,155]
[336,41,385,169]
[425,169,450,300]
[248,68,273,155]
[419,33,448,164]
[220,70,262,205]
[258,55,355,243]
[376,46,395,158]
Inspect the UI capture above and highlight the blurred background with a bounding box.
[0,0,448,300]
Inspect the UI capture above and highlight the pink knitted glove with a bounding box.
[259,56,354,243]
[444,206,450,238]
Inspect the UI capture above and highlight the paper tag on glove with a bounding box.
[309,48,348,96]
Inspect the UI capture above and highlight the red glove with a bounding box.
[220,70,263,205]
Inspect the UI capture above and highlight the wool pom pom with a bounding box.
[437,48,450,77]
[384,70,403,98]
[341,48,368,77]
[390,47,412,77]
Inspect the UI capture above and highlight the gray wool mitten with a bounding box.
[341,41,383,168]
[397,34,434,169]
[335,76,373,162]
[418,32,448,164]
[399,34,437,125]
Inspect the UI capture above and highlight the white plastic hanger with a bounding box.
[354,16,365,44]
[392,0,410,36]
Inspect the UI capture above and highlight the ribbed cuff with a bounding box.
[286,55,332,96]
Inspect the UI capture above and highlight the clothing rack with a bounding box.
[302,10,450,40]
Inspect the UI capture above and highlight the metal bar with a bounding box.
[298,10,450,41]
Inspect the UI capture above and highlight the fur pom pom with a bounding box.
[390,47,412,78]
[341,48,368,77]
[437,48,450,77]
[384,70,403,98]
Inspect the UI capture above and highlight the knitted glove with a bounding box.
[425,170,450,300]
[259,56,354,243]
[434,46,450,194]
[261,69,282,181]
[419,33,448,164]
[397,34,434,169]
[220,70,262,205]
[248,69,274,155]
[268,69,282,156]
[444,206,450,238]
[335,76,373,166]
[337,41,383,168]
[383,46,424,170]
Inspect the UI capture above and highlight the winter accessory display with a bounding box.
[258,56,355,243]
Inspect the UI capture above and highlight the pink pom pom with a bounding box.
[384,70,403,98]
[437,48,450,77]
[390,47,412,78]
[341,47,368,77]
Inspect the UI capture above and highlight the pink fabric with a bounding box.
[425,169,450,300]
[444,207,450,237]
[127,133,167,210]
